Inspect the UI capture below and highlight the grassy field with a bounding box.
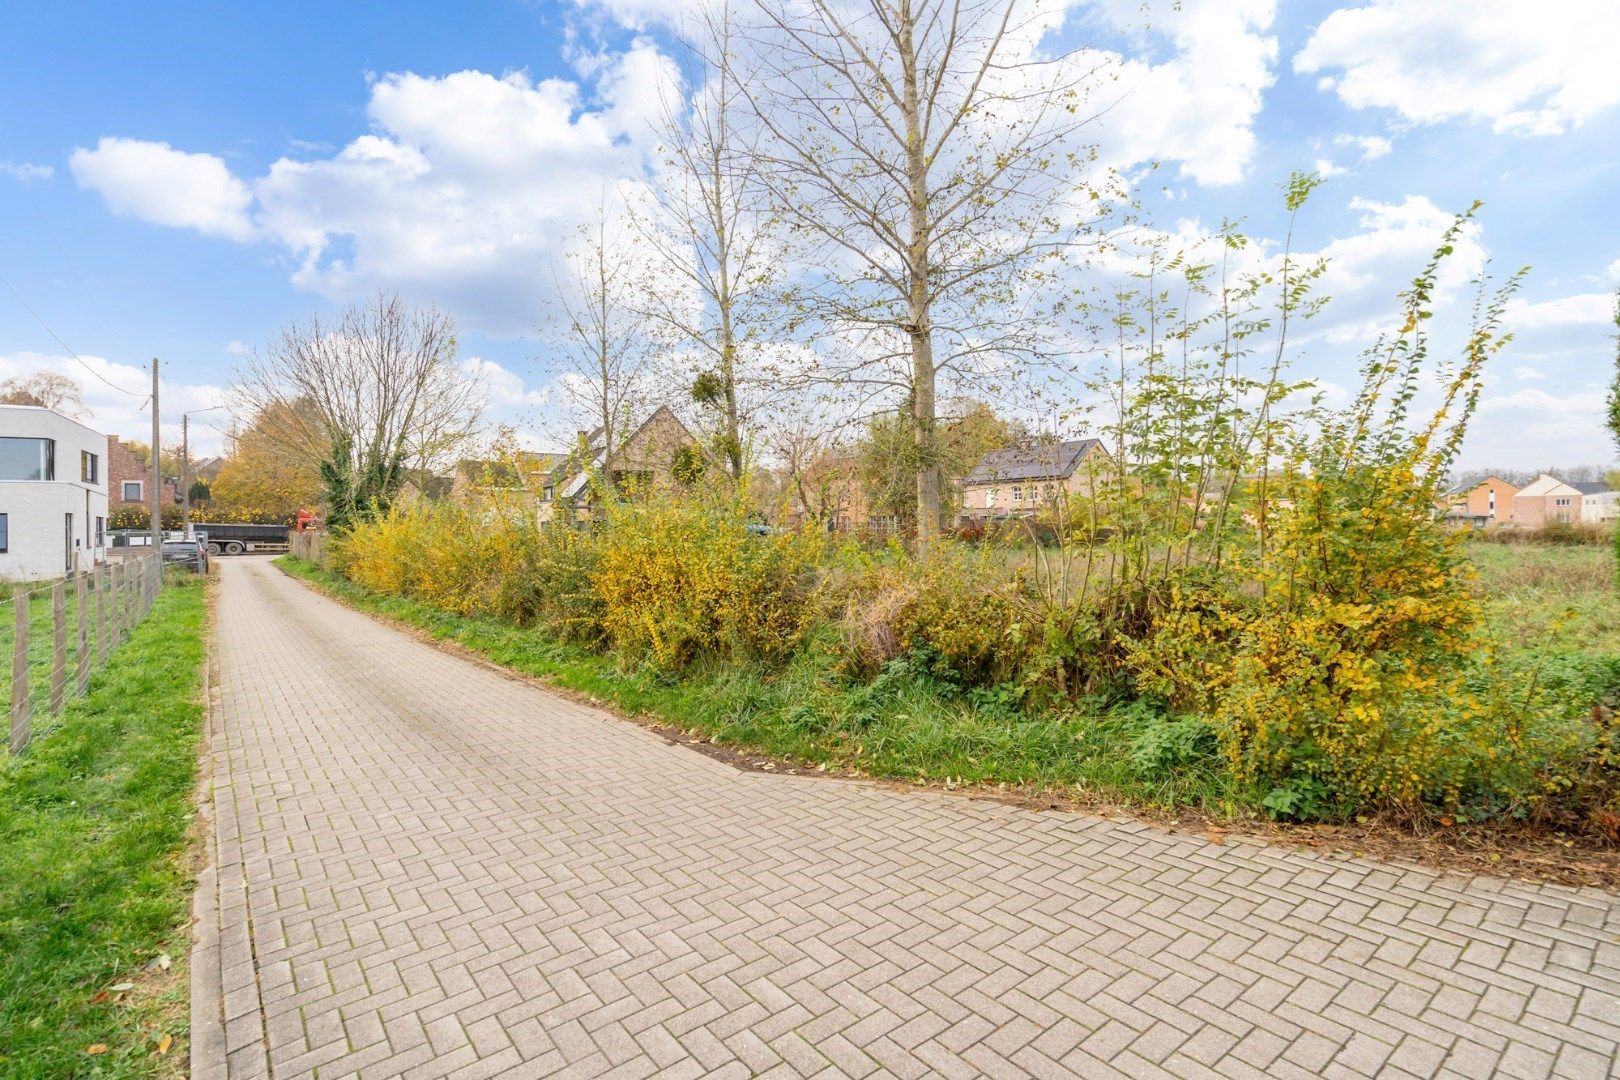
[0,573,206,1079]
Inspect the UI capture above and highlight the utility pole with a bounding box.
[182,413,190,538]
[180,406,225,540]
[150,358,161,551]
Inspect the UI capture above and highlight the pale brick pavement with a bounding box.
[192,557,1620,1079]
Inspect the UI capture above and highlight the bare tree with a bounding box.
[633,0,780,482]
[234,291,483,526]
[740,0,1111,552]
[543,192,656,495]
[0,371,88,417]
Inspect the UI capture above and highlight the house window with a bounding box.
[1012,485,1023,502]
[543,485,554,502]
[0,513,7,552]
[95,517,105,547]
[122,480,143,502]
[1555,497,1570,507]
[0,437,55,481]
[81,450,99,483]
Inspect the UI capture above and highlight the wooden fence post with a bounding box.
[76,571,90,695]
[50,581,66,714]
[11,587,30,754]
[95,566,108,666]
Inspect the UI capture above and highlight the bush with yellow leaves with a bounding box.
[591,495,825,667]
[1131,223,1527,815]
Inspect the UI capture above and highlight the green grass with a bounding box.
[276,556,1249,813]
[0,574,207,1078]
[1468,542,1620,709]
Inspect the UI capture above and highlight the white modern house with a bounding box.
[0,404,110,581]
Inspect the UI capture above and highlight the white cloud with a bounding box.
[0,161,53,182]
[1310,194,1488,344]
[1296,0,1620,135]
[1512,366,1544,381]
[76,45,678,336]
[1333,133,1391,161]
[0,351,230,455]
[1466,383,1616,469]
[70,137,255,241]
[1083,0,1279,186]
[225,340,251,357]
[1504,292,1614,330]
[1315,158,1346,179]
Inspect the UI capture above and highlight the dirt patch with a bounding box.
[281,566,1620,893]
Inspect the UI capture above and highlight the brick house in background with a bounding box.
[959,438,1112,520]
[1512,473,1585,527]
[1441,475,1518,527]
[106,435,178,515]
[539,406,699,522]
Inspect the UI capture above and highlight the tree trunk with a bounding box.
[899,0,939,555]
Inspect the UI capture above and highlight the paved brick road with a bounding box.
[192,557,1620,1079]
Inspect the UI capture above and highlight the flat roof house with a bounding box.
[0,404,110,580]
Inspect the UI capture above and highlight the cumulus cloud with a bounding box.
[0,351,230,454]
[1309,194,1488,344]
[74,43,679,336]
[1512,366,1544,381]
[0,161,53,182]
[1296,0,1620,135]
[1504,292,1615,330]
[69,137,255,240]
[1465,383,1617,468]
[1067,0,1279,186]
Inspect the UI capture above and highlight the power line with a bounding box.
[0,271,149,399]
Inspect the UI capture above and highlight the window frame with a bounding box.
[0,436,56,482]
[81,449,99,484]
[122,479,144,502]
[0,512,7,553]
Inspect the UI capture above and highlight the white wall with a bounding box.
[1583,491,1620,524]
[0,405,110,582]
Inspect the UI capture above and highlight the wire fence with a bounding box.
[3,553,163,756]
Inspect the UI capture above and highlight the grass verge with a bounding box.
[0,573,207,1078]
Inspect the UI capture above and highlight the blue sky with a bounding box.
[1,0,1616,468]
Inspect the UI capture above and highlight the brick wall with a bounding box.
[106,436,177,510]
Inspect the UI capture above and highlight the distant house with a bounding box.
[1441,475,1518,527]
[1576,482,1620,523]
[959,438,1111,519]
[396,468,456,505]
[446,453,559,504]
[781,452,874,533]
[106,435,178,514]
[1511,473,1615,526]
[540,406,699,522]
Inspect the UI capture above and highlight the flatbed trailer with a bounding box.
[194,522,291,555]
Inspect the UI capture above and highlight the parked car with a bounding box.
[161,540,209,574]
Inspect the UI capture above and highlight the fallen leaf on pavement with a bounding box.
[156,1034,173,1057]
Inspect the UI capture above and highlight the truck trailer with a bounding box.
[194,522,291,555]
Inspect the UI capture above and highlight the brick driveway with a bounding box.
[192,557,1620,1079]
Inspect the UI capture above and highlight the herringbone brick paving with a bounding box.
[191,557,1620,1079]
